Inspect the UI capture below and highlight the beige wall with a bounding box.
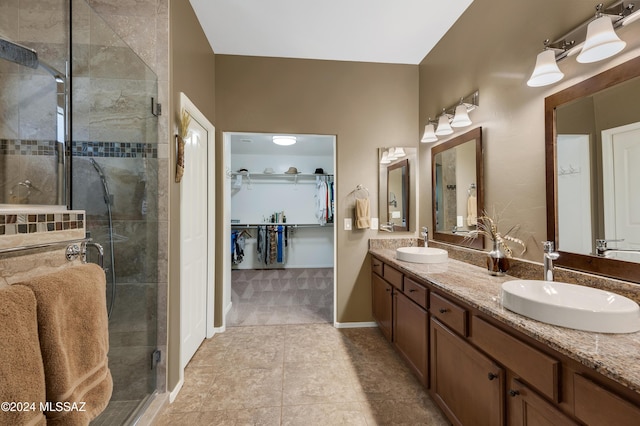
[418,0,640,263]
[168,0,216,392]
[215,55,419,322]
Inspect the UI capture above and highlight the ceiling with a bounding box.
[230,133,334,156]
[189,0,474,65]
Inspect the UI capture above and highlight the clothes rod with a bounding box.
[231,223,334,228]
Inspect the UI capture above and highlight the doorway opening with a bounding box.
[222,132,336,327]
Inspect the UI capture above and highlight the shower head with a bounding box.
[0,37,66,82]
[0,38,38,69]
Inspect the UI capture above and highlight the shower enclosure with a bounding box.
[1,1,160,424]
[71,1,160,424]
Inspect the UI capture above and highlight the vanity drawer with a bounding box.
[430,292,467,336]
[403,276,427,309]
[383,264,403,290]
[471,316,559,402]
[574,374,640,425]
[371,256,383,277]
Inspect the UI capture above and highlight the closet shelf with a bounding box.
[230,172,333,183]
[231,223,333,228]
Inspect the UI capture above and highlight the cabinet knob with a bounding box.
[487,372,498,381]
[439,308,449,314]
[386,288,391,292]
[509,389,520,397]
[409,289,416,293]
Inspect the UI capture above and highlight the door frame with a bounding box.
[179,92,216,354]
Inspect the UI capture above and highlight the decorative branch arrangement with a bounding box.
[175,108,191,183]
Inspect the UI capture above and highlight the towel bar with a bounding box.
[0,238,104,270]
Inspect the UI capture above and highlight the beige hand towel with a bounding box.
[356,198,371,229]
[0,285,47,426]
[467,195,477,226]
[17,264,112,425]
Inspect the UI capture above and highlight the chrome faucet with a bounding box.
[421,226,429,247]
[542,241,559,281]
[380,222,394,232]
[594,239,640,258]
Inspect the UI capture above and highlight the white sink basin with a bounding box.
[396,247,448,264]
[501,280,640,333]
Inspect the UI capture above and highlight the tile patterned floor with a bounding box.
[228,269,334,326]
[153,324,449,425]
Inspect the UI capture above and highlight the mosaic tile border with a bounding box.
[0,139,59,156]
[0,140,158,158]
[72,141,158,158]
[0,212,84,236]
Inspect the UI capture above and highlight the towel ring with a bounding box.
[351,184,369,200]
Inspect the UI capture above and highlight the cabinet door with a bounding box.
[430,318,504,426]
[394,290,428,385]
[372,273,393,341]
[507,377,577,426]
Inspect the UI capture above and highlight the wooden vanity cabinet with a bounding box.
[371,256,428,384]
[393,285,428,385]
[431,317,504,426]
[371,272,393,341]
[370,255,640,426]
[506,376,577,426]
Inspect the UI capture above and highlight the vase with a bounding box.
[486,240,509,276]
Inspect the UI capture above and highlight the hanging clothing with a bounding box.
[315,178,328,225]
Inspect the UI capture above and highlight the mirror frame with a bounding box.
[545,55,640,284]
[387,158,409,232]
[431,127,484,249]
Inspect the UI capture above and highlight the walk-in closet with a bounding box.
[226,133,335,326]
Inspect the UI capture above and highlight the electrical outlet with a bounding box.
[371,218,379,230]
[344,218,352,231]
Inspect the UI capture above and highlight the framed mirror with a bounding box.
[387,159,409,232]
[431,127,484,249]
[546,56,640,284]
[378,147,415,232]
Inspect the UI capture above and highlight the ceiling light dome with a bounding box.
[272,135,296,146]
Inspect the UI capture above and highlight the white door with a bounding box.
[179,93,216,370]
[557,134,592,255]
[602,123,640,262]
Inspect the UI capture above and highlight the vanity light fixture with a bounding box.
[577,4,626,63]
[435,111,454,136]
[421,90,480,142]
[528,1,637,87]
[393,147,406,158]
[272,135,297,146]
[421,122,438,143]
[380,150,391,164]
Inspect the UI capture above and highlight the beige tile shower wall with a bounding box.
[418,0,640,264]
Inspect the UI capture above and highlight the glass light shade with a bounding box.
[272,135,297,145]
[421,124,438,143]
[387,147,398,159]
[450,104,472,128]
[527,50,564,87]
[576,16,626,63]
[393,147,406,157]
[435,114,453,136]
[380,151,391,164]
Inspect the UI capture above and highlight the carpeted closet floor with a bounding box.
[228,268,334,326]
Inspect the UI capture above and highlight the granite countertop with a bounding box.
[369,247,640,395]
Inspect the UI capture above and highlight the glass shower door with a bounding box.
[71,1,159,424]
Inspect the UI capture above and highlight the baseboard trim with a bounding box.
[168,378,184,403]
[333,321,378,329]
